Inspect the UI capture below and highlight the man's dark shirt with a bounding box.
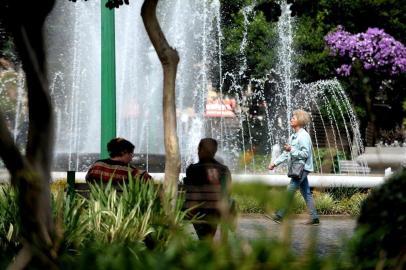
[184,158,231,188]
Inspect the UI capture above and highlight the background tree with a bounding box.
[290,0,406,145]
[324,26,406,143]
[221,0,280,87]
[0,0,59,268]
[221,0,406,146]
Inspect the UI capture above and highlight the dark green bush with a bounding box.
[350,169,406,269]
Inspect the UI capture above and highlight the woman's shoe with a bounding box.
[304,218,320,226]
[265,214,283,224]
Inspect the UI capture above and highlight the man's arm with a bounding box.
[225,167,232,195]
[183,165,193,185]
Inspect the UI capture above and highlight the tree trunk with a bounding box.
[0,1,58,268]
[141,0,181,197]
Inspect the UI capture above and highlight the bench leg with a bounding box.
[67,171,76,196]
[193,223,217,240]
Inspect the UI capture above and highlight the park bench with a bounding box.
[65,171,124,198]
[338,160,371,174]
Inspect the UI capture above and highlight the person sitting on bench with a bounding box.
[183,138,232,240]
[86,137,151,185]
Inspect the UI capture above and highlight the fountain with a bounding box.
[45,0,222,172]
[220,0,369,175]
[1,0,373,183]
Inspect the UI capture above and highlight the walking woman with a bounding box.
[268,109,319,225]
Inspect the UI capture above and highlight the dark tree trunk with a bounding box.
[141,0,181,197]
[0,0,58,268]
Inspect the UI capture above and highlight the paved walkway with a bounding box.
[236,214,357,256]
[187,214,357,256]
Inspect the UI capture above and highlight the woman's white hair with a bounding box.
[293,109,311,127]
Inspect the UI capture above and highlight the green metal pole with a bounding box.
[101,1,116,159]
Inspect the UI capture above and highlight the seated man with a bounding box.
[184,138,232,240]
[86,137,151,184]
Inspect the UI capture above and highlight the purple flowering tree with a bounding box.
[325,26,406,146]
[325,26,406,76]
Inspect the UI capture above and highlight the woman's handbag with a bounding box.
[287,161,305,179]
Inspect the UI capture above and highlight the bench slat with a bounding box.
[184,201,219,209]
[74,183,91,190]
[185,193,221,201]
[181,185,222,193]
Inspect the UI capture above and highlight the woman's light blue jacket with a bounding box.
[273,128,314,172]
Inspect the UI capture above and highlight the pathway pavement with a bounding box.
[186,214,357,257]
[236,214,357,256]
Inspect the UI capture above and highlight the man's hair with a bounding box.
[107,137,135,158]
[198,138,218,159]
[293,109,311,127]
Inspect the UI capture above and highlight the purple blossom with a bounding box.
[325,26,406,76]
[336,64,352,76]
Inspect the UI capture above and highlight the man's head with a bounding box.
[198,138,218,160]
[107,138,135,161]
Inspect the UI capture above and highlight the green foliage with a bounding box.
[323,186,365,201]
[0,186,20,252]
[221,0,278,81]
[294,15,336,81]
[0,180,378,269]
[56,180,189,252]
[233,194,264,213]
[221,0,406,138]
[291,191,306,213]
[292,0,406,134]
[349,169,406,269]
[231,182,366,216]
[231,182,272,213]
[339,193,368,216]
[313,147,348,173]
[59,233,339,270]
[314,192,335,215]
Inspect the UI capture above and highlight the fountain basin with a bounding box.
[356,147,406,173]
[0,172,382,188]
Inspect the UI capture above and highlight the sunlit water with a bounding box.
[2,0,367,174]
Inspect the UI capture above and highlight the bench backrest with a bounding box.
[179,184,224,211]
[68,182,124,198]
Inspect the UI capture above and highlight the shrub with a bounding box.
[234,195,264,213]
[0,186,20,262]
[314,193,335,215]
[346,193,368,216]
[59,234,330,270]
[350,169,406,269]
[231,182,273,213]
[53,179,190,253]
[292,192,306,213]
[324,187,364,201]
